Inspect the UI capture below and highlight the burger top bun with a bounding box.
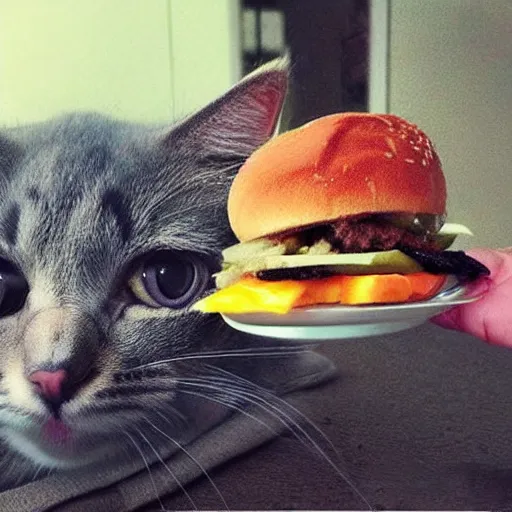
[227,113,447,242]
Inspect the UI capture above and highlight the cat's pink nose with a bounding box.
[29,369,69,403]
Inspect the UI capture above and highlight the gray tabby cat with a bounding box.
[0,60,305,492]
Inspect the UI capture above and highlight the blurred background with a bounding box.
[0,0,511,249]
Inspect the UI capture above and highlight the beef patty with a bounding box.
[326,217,434,253]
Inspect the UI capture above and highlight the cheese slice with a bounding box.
[194,273,447,314]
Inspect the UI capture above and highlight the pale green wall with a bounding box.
[388,0,512,249]
[0,0,241,126]
[169,0,241,119]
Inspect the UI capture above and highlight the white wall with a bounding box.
[386,0,512,249]
[0,0,241,126]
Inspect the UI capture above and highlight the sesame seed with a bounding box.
[385,152,394,159]
[386,137,397,154]
[421,159,427,166]
[404,158,415,164]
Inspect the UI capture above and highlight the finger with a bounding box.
[430,248,512,345]
[432,275,512,346]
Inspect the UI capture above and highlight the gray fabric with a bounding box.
[0,350,336,512]
[162,323,512,510]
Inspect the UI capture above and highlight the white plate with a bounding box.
[221,281,482,341]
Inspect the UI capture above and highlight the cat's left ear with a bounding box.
[168,56,289,162]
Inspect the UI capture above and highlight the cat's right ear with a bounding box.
[166,56,289,164]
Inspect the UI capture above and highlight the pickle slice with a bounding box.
[215,249,423,288]
[431,223,473,249]
[259,250,422,274]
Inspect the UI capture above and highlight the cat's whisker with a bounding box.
[115,435,141,469]
[13,467,33,488]
[134,426,197,512]
[177,377,371,510]
[178,381,349,497]
[200,373,338,454]
[124,345,313,373]
[178,388,281,437]
[146,414,229,511]
[0,453,32,490]
[202,368,367,495]
[152,404,188,431]
[31,463,45,483]
[123,430,167,512]
[178,379,315,448]
[204,365,340,456]
[90,395,189,430]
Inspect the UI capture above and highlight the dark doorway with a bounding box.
[241,0,369,130]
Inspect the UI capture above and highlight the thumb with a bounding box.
[431,247,512,346]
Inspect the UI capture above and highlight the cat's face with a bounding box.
[0,61,288,477]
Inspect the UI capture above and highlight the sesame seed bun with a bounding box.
[227,113,447,242]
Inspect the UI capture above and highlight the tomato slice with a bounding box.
[406,272,447,301]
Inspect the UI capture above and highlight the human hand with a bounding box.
[431,248,512,346]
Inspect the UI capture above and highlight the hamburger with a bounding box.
[193,113,489,315]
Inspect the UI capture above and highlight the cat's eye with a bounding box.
[128,251,211,308]
[0,260,29,316]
